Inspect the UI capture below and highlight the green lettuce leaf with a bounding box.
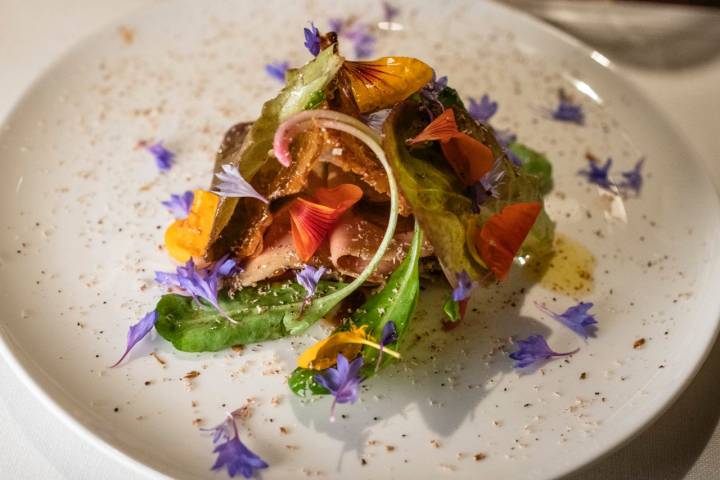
[154,281,344,352]
[510,142,553,195]
[288,224,424,397]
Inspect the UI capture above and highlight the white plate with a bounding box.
[1,1,719,479]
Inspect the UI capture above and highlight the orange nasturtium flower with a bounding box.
[297,325,400,370]
[408,108,495,186]
[474,202,542,280]
[343,57,433,114]
[164,190,219,262]
[289,183,363,262]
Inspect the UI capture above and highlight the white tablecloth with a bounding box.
[2,1,719,478]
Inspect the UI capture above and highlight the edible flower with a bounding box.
[375,321,398,371]
[289,184,363,262]
[303,22,321,56]
[265,61,289,82]
[578,156,613,190]
[495,128,522,166]
[147,142,174,172]
[549,89,584,125]
[328,18,344,34]
[314,354,364,422]
[468,94,498,124]
[535,301,597,339]
[475,202,542,280]
[111,310,157,367]
[382,2,400,22]
[161,191,194,220]
[343,57,433,113]
[206,412,268,478]
[509,334,579,368]
[212,164,268,203]
[419,71,448,117]
[155,256,238,320]
[470,161,505,211]
[408,108,495,186]
[452,270,477,302]
[620,158,644,195]
[297,325,400,370]
[344,24,376,58]
[296,264,326,300]
[164,190,219,262]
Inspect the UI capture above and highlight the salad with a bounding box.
[115,25,564,477]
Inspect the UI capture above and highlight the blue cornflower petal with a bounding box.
[314,354,364,421]
[468,94,498,123]
[212,164,269,203]
[155,257,237,317]
[296,264,326,299]
[344,24,376,58]
[382,2,399,22]
[536,301,597,339]
[380,321,398,347]
[304,21,321,56]
[209,415,268,479]
[147,142,174,172]
[509,334,579,369]
[111,310,157,367]
[328,18,344,34]
[161,191,194,220]
[620,158,645,195]
[451,271,477,302]
[470,161,505,211]
[578,157,614,190]
[549,90,584,125]
[265,61,289,82]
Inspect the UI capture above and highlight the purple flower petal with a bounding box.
[382,2,399,22]
[468,94,498,123]
[304,21,321,56]
[620,158,644,195]
[210,416,268,479]
[494,128,522,166]
[314,354,364,421]
[212,164,268,203]
[111,311,157,367]
[470,161,505,211]
[549,90,584,125]
[155,256,238,316]
[364,108,391,134]
[509,334,579,369]
[536,301,597,339]
[265,61,289,82]
[380,321,398,347]
[200,415,235,444]
[578,157,614,190]
[451,271,477,302]
[296,264,326,299]
[147,142,174,172]
[328,18,344,34]
[344,24,376,58]
[161,191,194,220]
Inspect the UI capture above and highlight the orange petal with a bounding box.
[476,202,542,280]
[289,184,363,262]
[407,108,459,144]
[441,133,495,185]
[164,190,219,262]
[314,183,364,210]
[297,326,368,370]
[344,57,433,114]
[408,109,495,185]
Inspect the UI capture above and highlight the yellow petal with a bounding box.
[164,190,220,262]
[343,57,433,114]
[297,326,368,370]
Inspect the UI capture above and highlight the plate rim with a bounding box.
[0,1,718,478]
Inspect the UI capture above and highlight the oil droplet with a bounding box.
[526,233,595,296]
